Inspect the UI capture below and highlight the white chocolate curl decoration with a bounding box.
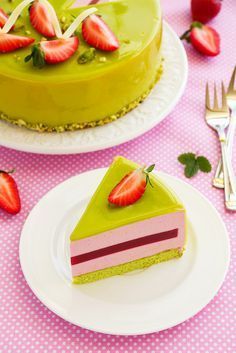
[0,0,96,41]
[62,7,97,39]
[40,0,63,38]
[1,0,34,34]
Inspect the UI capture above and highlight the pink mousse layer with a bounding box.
[71,211,185,277]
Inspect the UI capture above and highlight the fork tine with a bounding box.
[228,66,236,93]
[214,82,219,110]
[205,82,211,109]
[221,81,228,110]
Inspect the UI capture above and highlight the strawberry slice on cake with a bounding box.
[25,37,79,67]
[82,14,119,51]
[0,33,34,53]
[29,0,56,38]
[0,8,9,28]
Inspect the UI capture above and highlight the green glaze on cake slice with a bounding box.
[70,156,186,284]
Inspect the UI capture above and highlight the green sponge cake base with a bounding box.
[73,248,184,285]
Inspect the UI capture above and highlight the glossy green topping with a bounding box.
[0,0,161,81]
[0,66,162,131]
[70,156,185,241]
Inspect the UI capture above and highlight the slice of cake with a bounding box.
[70,156,186,284]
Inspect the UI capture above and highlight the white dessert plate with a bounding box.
[20,169,230,335]
[0,21,188,154]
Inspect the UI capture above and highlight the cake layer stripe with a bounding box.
[70,211,185,256]
[73,248,184,284]
[71,229,178,265]
[71,234,184,277]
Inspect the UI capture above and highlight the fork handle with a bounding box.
[213,113,236,189]
[220,138,236,211]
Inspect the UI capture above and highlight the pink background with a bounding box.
[0,0,235,352]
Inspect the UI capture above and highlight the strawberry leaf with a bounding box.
[191,21,203,29]
[180,29,191,42]
[145,164,155,173]
[146,174,154,188]
[197,156,212,173]
[144,164,155,188]
[25,44,45,69]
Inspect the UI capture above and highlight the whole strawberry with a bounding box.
[181,22,220,57]
[191,0,222,23]
[0,170,21,215]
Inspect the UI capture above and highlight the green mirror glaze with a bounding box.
[0,0,163,131]
[70,156,185,241]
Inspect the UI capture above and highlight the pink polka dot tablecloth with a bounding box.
[0,0,236,352]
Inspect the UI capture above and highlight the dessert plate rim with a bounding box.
[0,21,188,155]
[19,169,230,335]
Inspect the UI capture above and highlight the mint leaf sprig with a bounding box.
[178,153,212,178]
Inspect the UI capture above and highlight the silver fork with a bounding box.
[213,67,236,189]
[205,82,236,211]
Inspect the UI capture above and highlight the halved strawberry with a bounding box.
[41,37,79,63]
[108,165,155,207]
[181,22,220,56]
[0,170,21,215]
[0,8,9,28]
[29,0,55,38]
[25,37,79,67]
[0,33,35,53]
[190,24,220,56]
[82,14,119,52]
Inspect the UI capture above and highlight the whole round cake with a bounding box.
[0,0,162,132]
